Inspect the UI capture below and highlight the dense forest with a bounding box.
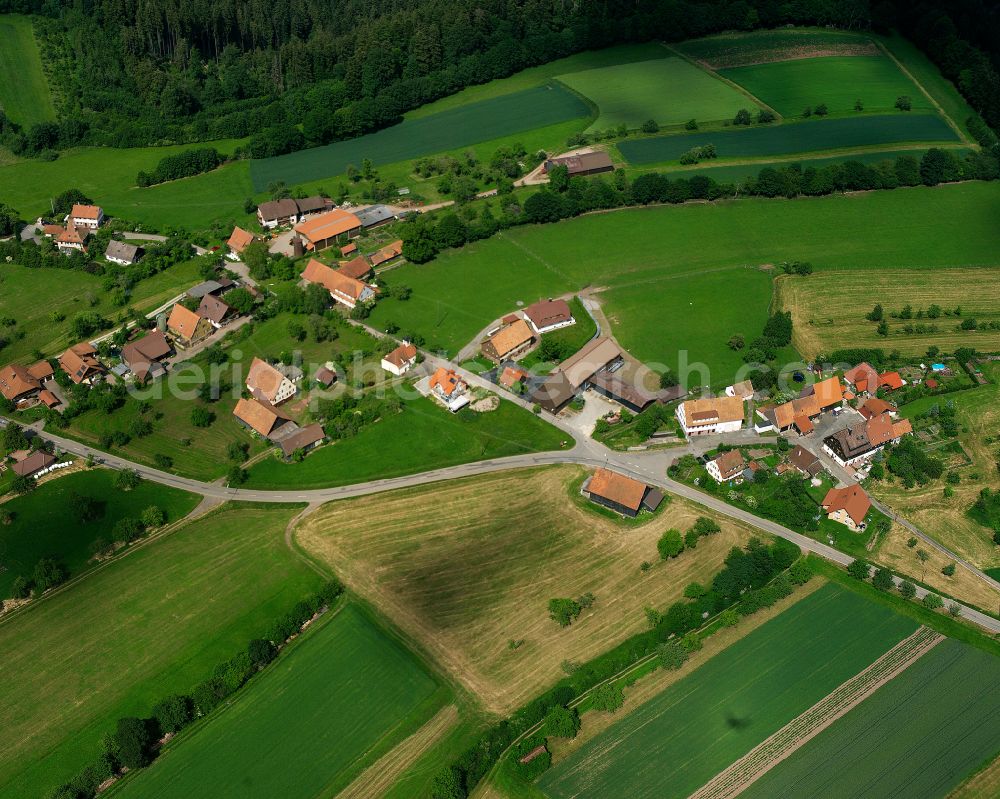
[0,0,997,159]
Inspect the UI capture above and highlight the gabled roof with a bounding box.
[314,366,337,386]
[556,337,621,389]
[0,364,40,401]
[167,304,205,341]
[246,357,291,404]
[70,204,102,220]
[859,398,896,419]
[12,450,57,477]
[878,371,905,390]
[587,468,648,511]
[294,209,362,243]
[822,484,871,526]
[122,331,171,368]
[279,424,325,457]
[105,239,141,262]
[807,376,844,408]
[728,379,754,400]
[257,198,299,221]
[59,342,103,384]
[865,412,896,447]
[383,343,417,369]
[354,204,395,227]
[430,367,464,398]
[338,256,373,281]
[681,396,745,427]
[232,397,290,437]
[486,319,534,359]
[892,418,913,438]
[38,389,60,408]
[227,226,256,253]
[302,258,371,301]
[295,196,330,215]
[369,239,403,267]
[843,362,879,393]
[547,151,613,174]
[711,449,746,480]
[788,445,822,476]
[340,242,358,256]
[523,298,572,330]
[27,360,54,381]
[56,226,89,245]
[197,294,233,324]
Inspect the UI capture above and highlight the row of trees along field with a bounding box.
[0,0,996,158]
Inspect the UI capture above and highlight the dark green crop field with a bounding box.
[538,583,916,799]
[113,603,446,799]
[618,114,957,164]
[740,638,1000,799]
[250,84,590,190]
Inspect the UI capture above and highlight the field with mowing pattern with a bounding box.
[676,29,880,69]
[250,85,590,191]
[720,56,929,116]
[0,15,55,126]
[113,603,449,799]
[296,465,758,714]
[0,468,198,597]
[740,638,1000,799]
[0,504,323,799]
[538,582,917,799]
[557,56,755,131]
[618,114,957,165]
[777,267,1000,359]
[244,395,567,489]
[368,182,1000,383]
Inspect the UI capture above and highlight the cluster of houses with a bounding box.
[164,277,245,349]
[36,204,145,265]
[480,298,578,364]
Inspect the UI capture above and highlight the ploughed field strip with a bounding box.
[675,30,880,69]
[687,626,943,799]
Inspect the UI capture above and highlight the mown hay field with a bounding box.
[776,267,1000,360]
[740,638,1000,799]
[368,182,1000,381]
[250,84,590,190]
[676,29,880,69]
[295,465,756,714]
[0,504,323,799]
[877,362,1000,570]
[538,582,916,799]
[0,468,198,597]
[720,55,929,116]
[113,603,448,799]
[618,114,957,164]
[557,56,754,131]
[0,15,56,126]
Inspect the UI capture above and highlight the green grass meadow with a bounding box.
[244,395,567,489]
[618,114,957,164]
[0,15,56,127]
[720,55,929,116]
[0,140,250,229]
[0,259,204,364]
[250,85,590,191]
[740,638,1000,799]
[557,56,754,131]
[369,182,1000,381]
[0,504,323,799]
[113,603,447,799]
[538,582,917,799]
[0,468,198,597]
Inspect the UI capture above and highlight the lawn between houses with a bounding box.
[0,503,324,799]
[109,603,452,799]
[294,465,758,715]
[0,467,198,598]
[368,182,1000,384]
[244,394,567,490]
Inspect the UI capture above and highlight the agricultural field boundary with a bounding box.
[875,39,972,145]
[688,626,944,799]
[662,43,781,121]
